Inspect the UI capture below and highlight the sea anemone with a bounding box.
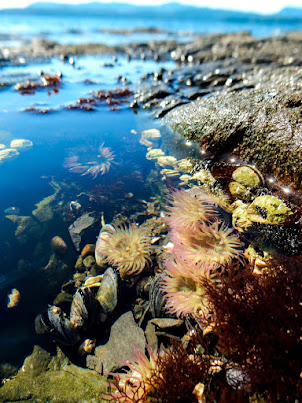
[96,223,152,279]
[164,187,218,231]
[172,220,244,268]
[64,142,115,179]
[159,257,219,321]
[105,338,212,403]
[105,344,161,402]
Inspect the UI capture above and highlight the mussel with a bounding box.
[70,287,99,330]
[96,267,118,322]
[35,305,80,346]
[149,273,167,318]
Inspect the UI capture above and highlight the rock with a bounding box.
[164,83,302,190]
[5,214,42,243]
[0,346,106,402]
[68,213,97,252]
[32,179,61,222]
[51,236,68,256]
[81,243,96,259]
[137,82,173,104]
[86,311,146,376]
[83,255,95,269]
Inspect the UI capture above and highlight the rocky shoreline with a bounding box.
[1,30,302,402]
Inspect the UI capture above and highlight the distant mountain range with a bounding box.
[1,2,302,22]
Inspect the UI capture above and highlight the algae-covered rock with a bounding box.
[32,179,61,222]
[0,346,107,402]
[164,85,302,190]
[5,214,42,243]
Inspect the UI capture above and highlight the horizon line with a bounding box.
[0,1,301,15]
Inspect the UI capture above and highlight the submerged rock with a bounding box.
[0,346,106,402]
[68,213,98,251]
[86,311,146,376]
[51,236,68,256]
[5,214,42,243]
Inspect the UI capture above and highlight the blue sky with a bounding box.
[1,0,302,14]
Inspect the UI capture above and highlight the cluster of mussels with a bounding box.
[35,128,302,402]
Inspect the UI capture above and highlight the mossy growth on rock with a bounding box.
[0,346,107,402]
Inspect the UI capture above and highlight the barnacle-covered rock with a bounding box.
[232,200,253,233]
[232,195,293,232]
[247,195,293,225]
[164,86,302,190]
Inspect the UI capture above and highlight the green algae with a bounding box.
[0,346,107,402]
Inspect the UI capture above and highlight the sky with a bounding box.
[0,0,301,14]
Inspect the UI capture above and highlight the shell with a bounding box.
[96,267,118,321]
[95,224,115,266]
[37,305,80,346]
[7,288,21,308]
[70,287,98,330]
[51,236,68,256]
[149,274,167,318]
[232,165,264,189]
[83,275,103,288]
[226,367,250,390]
[228,181,253,201]
[78,339,96,356]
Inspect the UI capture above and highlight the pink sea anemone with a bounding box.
[164,187,218,231]
[172,221,244,268]
[105,344,160,402]
[159,258,218,321]
[64,142,115,179]
[96,223,152,279]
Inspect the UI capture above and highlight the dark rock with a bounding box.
[136,82,173,104]
[86,311,146,376]
[68,213,98,251]
[164,77,302,190]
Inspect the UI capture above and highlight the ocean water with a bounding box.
[1,6,302,49]
[0,4,301,386]
[0,49,180,365]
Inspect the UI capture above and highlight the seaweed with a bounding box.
[203,258,302,402]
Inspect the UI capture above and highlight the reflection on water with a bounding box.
[0,53,178,365]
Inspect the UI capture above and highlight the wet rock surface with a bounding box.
[129,31,302,191]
